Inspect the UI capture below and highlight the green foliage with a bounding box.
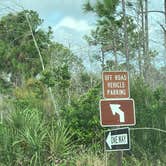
[83,1,94,12]
[83,0,119,18]
[40,64,71,89]
[40,69,55,88]
[74,149,105,166]
[83,0,141,71]
[0,104,74,165]
[130,77,166,161]
[46,119,74,164]
[12,78,46,110]
[0,10,51,87]
[47,42,84,73]
[53,64,71,89]
[0,6,165,165]
[64,85,103,146]
[0,77,12,94]
[40,64,71,109]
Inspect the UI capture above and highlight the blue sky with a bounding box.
[0,0,96,44]
[19,0,96,46]
[0,0,165,68]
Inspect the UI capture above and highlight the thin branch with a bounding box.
[142,10,166,15]
[25,12,59,118]
[130,127,166,134]
[25,13,45,70]
[159,23,166,33]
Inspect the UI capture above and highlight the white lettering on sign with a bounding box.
[105,75,112,80]
[107,82,125,88]
[107,89,126,95]
[115,75,127,81]
[103,71,129,98]
[111,134,128,145]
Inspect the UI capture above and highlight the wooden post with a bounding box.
[105,151,108,166]
[117,151,122,166]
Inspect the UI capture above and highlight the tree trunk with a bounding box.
[101,48,105,71]
[113,38,118,70]
[136,0,143,76]
[138,33,142,76]
[112,27,118,70]
[164,0,166,66]
[140,0,145,66]
[144,0,149,81]
[122,0,129,71]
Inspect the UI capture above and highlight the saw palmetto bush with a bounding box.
[0,107,46,165]
[0,103,74,165]
[46,119,74,165]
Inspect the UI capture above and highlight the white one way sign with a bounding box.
[105,128,130,151]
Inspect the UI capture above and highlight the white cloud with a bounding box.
[54,16,92,32]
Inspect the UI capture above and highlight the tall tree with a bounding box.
[122,0,130,71]
[83,0,139,73]
[83,0,120,71]
[0,10,51,87]
[136,0,144,76]
[164,0,166,66]
[144,0,149,81]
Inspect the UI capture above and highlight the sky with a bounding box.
[0,0,96,45]
[20,0,96,46]
[0,0,165,68]
[148,0,165,66]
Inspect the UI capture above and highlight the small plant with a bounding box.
[46,119,74,165]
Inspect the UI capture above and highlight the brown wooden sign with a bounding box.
[102,71,129,98]
[99,99,136,127]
